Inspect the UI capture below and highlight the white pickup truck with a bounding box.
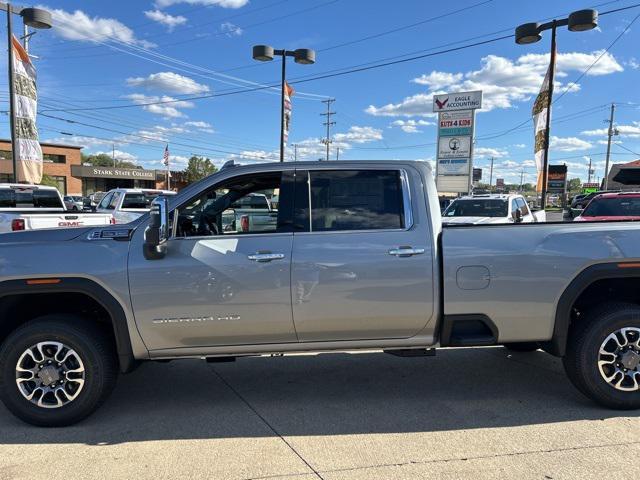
[442,193,545,224]
[95,188,176,224]
[0,184,114,233]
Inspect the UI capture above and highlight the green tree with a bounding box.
[183,155,218,183]
[81,153,140,170]
[567,178,582,193]
[39,174,59,189]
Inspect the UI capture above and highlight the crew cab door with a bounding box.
[128,169,297,351]
[290,167,435,341]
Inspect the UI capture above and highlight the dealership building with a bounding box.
[0,139,185,195]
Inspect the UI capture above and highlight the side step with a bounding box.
[384,348,436,357]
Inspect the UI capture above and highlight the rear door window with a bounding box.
[0,189,62,208]
[307,170,405,232]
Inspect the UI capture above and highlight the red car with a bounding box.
[574,192,640,221]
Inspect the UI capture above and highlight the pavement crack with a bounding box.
[210,366,325,480]
[319,440,640,475]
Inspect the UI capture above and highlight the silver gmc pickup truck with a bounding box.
[1,160,640,427]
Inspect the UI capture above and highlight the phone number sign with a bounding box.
[439,110,473,137]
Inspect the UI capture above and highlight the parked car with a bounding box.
[442,194,543,224]
[569,190,620,218]
[0,184,114,233]
[574,192,640,221]
[2,161,640,427]
[95,188,176,224]
[63,195,84,211]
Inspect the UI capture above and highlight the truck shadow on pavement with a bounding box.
[0,347,637,444]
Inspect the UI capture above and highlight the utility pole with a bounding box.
[320,98,336,161]
[112,143,116,167]
[336,147,339,161]
[587,157,592,183]
[293,144,298,161]
[603,103,616,190]
[489,157,494,191]
[519,168,524,191]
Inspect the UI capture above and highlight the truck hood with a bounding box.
[0,227,93,244]
[442,216,510,225]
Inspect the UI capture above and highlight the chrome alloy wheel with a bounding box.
[15,341,86,409]
[598,327,640,392]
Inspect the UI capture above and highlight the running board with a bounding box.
[384,348,436,357]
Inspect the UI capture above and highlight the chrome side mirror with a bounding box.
[143,196,169,260]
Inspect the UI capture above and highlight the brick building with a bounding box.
[0,139,187,195]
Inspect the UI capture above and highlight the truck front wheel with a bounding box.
[0,315,118,426]
[563,302,640,409]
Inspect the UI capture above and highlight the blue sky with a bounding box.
[3,0,639,184]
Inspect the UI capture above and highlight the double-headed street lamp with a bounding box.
[252,45,315,162]
[1,2,52,182]
[515,9,597,208]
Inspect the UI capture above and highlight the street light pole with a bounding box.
[6,4,17,182]
[603,103,616,190]
[540,21,557,210]
[252,45,315,162]
[515,9,598,209]
[1,2,51,182]
[279,53,286,162]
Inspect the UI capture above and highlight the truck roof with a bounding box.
[456,193,522,201]
[0,183,58,191]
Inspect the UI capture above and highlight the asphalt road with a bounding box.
[1,347,638,480]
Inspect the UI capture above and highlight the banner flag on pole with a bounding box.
[12,35,42,184]
[283,82,294,146]
[532,49,554,193]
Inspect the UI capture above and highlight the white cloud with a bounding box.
[627,58,640,70]
[220,22,242,37]
[550,136,592,151]
[184,120,215,133]
[412,72,463,89]
[125,93,195,118]
[46,7,155,47]
[334,126,383,144]
[44,135,116,149]
[154,0,248,8]
[512,143,527,148]
[366,51,623,116]
[94,150,138,163]
[582,122,640,138]
[144,10,187,31]
[389,119,434,133]
[474,147,508,158]
[127,72,210,94]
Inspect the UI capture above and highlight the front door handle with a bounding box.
[388,247,425,257]
[247,252,285,262]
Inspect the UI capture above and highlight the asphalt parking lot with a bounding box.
[1,347,638,480]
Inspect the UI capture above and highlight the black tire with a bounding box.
[0,315,118,427]
[504,342,539,352]
[563,302,640,410]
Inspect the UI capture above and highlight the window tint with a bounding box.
[98,192,113,210]
[583,197,640,217]
[0,189,62,208]
[308,170,404,231]
[444,199,508,218]
[176,172,282,237]
[108,192,121,210]
[122,192,164,209]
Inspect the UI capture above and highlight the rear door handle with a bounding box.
[388,247,425,257]
[247,252,285,262]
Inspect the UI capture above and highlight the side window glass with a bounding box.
[176,172,282,237]
[309,170,404,232]
[99,193,113,210]
[511,199,519,218]
[517,198,529,215]
[108,192,121,210]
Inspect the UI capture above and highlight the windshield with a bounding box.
[583,197,640,217]
[443,199,508,218]
[122,192,166,210]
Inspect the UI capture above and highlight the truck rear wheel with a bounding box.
[563,302,640,409]
[0,315,118,426]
